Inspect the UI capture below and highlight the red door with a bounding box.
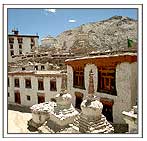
[38,95,45,104]
[15,92,21,104]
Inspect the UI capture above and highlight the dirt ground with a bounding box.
[8,110,33,133]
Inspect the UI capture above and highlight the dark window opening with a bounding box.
[8,78,10,87]
[10,44,13,49]
[102,104,113,122]
[10,50,14,56]
[19,44,22,49]
[50,98,56,102]
[17,38,23,43]
[22,67,25,71]
[98,67,116,95]
[27,95,31,101]
[31,44,34,49]
[14,78,19,87]
[38,79,44,90]
[35,66,38,70]
[19,50,22,55]
[73,67,85,89]
[25,79,31,88]
[50,79,57,91]
[41,65,45,70]
[9,38,14,43]
[31,38,34,43]
[8,92,10,97]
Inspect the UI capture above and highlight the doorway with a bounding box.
[100,98,113,122]
[75,92,83,109]
[38,95,45,104]
[15,91,21,104]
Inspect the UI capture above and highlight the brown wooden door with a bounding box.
[38,95,45,104]
[75,92,83,109]
[100,98,113,122]
[15,92,21,104]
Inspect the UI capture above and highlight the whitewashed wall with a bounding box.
[67,62,137,124]
[8,74,62,107]
[8,36,39,62]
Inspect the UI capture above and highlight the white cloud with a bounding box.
[68,19,76,23]
[44,9,56,13]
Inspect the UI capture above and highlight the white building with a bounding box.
[8,29,39,62]
[8,70,66,107]
[41,35,57,48]
[65,53,137,124]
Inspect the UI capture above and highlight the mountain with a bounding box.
[54,16,137,54]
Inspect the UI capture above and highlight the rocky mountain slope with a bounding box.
[55,16,137,53]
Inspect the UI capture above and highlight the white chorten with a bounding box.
[70,70,114,133]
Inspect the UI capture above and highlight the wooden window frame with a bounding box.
[25,79,31,88]
[10,44,13,49]
[50,79,57,91]
[14,78,20,87]
[22,67,25,71]
[17,38,23,43]
[27,95,31,101]
[38,79,44,90]
[41,65,45,70]
[10,50,14,56]
[9,38,14,43]
[98,67,117,95]
[19,44,22,49]
[73,67,85,89]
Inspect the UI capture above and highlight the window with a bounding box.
[35,66,38,70]
[41,65,45,70]
[19,50,22,55]
[10,50,14,56]
[8,92,10,97]
[27,95,31,101]
[38,79,44,90]
[22,67,25,71]
[50,79,57,91]
[73,67,85,89]
[9,38,14,43]
[14,78,19,87]
[17,38,23,43]
[31,44,34,49]
[31,38,34,43]
[98,67,116,95]
[10,44,13,49]
[8,78,10,87]
[19,44,22,49]
[25,79,31,88]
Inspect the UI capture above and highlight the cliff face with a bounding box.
[55,16,137,53]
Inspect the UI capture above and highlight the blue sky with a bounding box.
[8,8,137,44]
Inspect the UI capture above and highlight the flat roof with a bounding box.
[8,70,65,77]
[65,53,137,67]
[65,53,137,62]
[8,34,39,38]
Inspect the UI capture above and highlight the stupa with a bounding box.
[70,70,114,133]
[122,105,138,133]
[28,73,79,132]
[46,73,79,131]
